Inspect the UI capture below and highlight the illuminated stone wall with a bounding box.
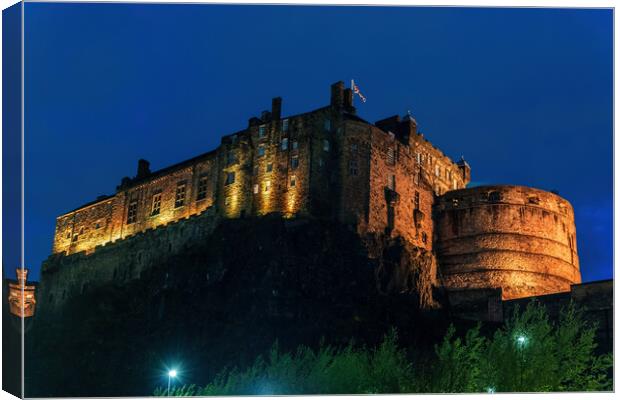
[434,185,581,300]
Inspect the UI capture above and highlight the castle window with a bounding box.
[324,118,331,131]
[282,119,289,132]
[258,145,266,157]
[151,193,162,215]
[453,179,458,190]
[318,157,324,168]
[196,176,208,201]
[72,234,78,242]
[422,232,428,244]
[416,152,421,164]
[414,191,420,210]
[66,232,71,239]
[175,183,186,208]
[231,134,238,144]
[387,148,395,165]
[95,222,101,229]
[292,141,299,150]
[266,163,273,173]
[281,137,289,151]
[414,170,420,186]
[225,172,235,185]
[348,159,358,176]
[264,181,271,192]
[435,165,440,177]
[253,166,259,176]
[291,156,299,170]
[351,143,358,152]
[258,125,266,138]
[226,150,236,166]
[253,184,259,194]
[127,200,138,224]
[323,139,330,152]
[388,174,396,191]
[290,175,296,187]
[225,196,231,206]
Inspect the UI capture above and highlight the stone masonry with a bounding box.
[44,81,580,302]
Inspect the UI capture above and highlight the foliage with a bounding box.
[154,302,612,395]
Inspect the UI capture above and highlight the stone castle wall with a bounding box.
[434,185,581,299]
[50,82,470,258]
[43,81,584,303]
[40,207,220,312]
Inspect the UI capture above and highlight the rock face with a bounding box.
[435,185,581,300]
[26,216,448,397]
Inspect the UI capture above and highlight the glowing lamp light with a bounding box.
[168,369,177,378]
[486,386,496,394]
[516,335,526,345]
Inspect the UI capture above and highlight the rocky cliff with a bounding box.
[25,216,452,397]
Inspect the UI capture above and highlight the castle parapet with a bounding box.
[434,185,581,300]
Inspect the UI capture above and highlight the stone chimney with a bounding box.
[137,159,151,179]
[272,97,282,121]
[330,81,345,108]
[16,268,27,286]
[343,88,355,113]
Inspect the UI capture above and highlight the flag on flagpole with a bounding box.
[351,79,366,103]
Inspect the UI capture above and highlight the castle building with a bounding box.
[48,81,580,300]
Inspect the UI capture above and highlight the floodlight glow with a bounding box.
[486,386,496,394]
[168,369,177,378]
[517,335,526,344]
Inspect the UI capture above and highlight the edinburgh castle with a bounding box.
[39,81,581,310]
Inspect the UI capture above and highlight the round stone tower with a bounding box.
[434,185,581,300]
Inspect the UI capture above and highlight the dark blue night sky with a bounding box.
[18,4,612,282]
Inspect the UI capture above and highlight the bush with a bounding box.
[155,302,612,395]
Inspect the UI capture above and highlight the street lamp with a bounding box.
[485,386,496,394]
[167,369,178,396]
[515,334,527,390]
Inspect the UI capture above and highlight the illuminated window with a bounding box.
[282,119,289,132]
[291,156,299,170]
[281,137,289,150]
[151,192,162,215]
[196,176,208,201]
[435,165,440,177]
[387,148,395,165]
[266,163,273,173]
[253,184,259,194]
[323,139,330,151]
[264,181,271,192]
[258,125,266,138]
[175,183,186,208]
[292,140,299,150]
[127,200,138,224]
[416,152,421,164]
[225,172,235,185]
[348,159,358,176]
[453,179,458,190]
[290,176,296,187]
[324,118,331,131]
[258,145,266,157]
[414,191,420,210]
